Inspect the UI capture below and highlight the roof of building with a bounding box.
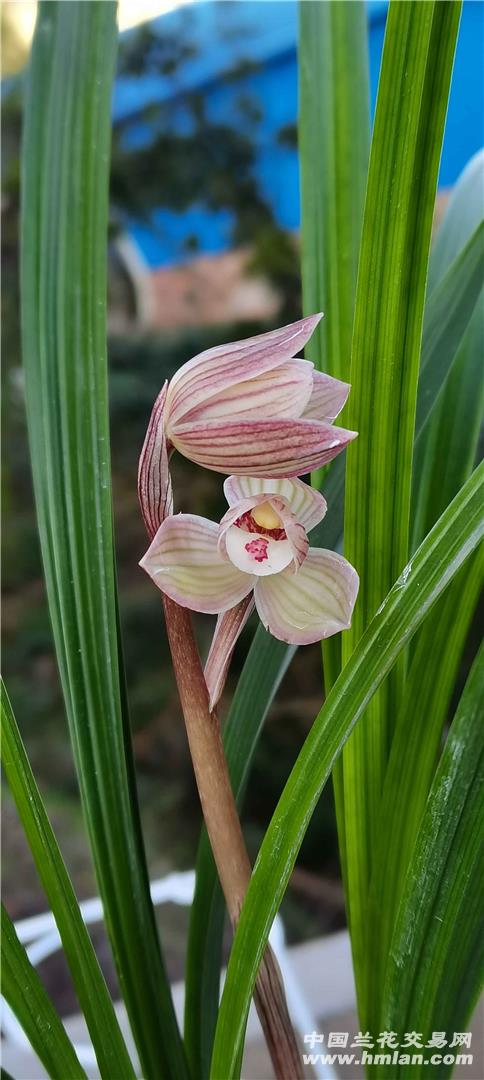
[76,2,484,269]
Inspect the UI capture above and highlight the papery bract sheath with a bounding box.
[204,596,255,712]
[138,382,173,540]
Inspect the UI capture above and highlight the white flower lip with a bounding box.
[224,524,294,577]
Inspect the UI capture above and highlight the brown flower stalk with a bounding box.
[163,596,303,1079]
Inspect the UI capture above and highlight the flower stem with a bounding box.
[163,596,303,1079]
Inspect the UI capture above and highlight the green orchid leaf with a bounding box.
[365,548,482,1020]
[1,905,86,1080]
[416,221,484,440]
[300,0,370,707]
[1,681,136,1079]
[365,220,484,1018]
[20,5,187,1076]
[429,149,484,289]
[412,150,484,550]
[211,462,483,1078]
[299,0,370,958]
[184,128,481,1071]
[299,0,369,387]
[412,296,484,552]
[382,643,484,1078]
[339,0,461,1022]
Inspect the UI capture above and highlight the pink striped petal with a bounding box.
[254,547,359,645]
[223,476,327,531]
[275,502,309,569]
[303,371,351,422]
[138,382,173,540]
[140,514,254,614]
[178,359,314,425]
[165,314,323,428]
[172,417,357,477]
[204,596,255,711]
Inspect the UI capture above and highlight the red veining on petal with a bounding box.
[234,510,287,540]
[245,538,269,563]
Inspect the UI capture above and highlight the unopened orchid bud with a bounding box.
[138,315,357,537]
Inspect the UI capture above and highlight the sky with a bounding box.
[2,0,194,75]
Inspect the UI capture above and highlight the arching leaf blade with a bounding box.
[340,0,461,1021]
[1,905,86,1080]
[20,5,187,1076]
[210,463,483,1078]
[365,549,482,1020]
[1,681,136,1080]
[382,643,484,1078]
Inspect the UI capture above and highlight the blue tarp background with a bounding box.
[113,0,484,268]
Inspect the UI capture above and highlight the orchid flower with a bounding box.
[138,314,357,539]
[140,475,359,648]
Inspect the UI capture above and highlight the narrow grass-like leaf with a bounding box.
[211,464,483,1078]
[363,222,483,1013]
[429,149,484,290]
[299,0,370,967]
[20,6,187,1076]
[413,300,484,552]
[412,150,484,550]
[382,643,484,1077]
[1,681,136,1080]
[368,182,484,1006]
[366,549,482,1021]
[362,148,484,1027]
[416,221,484,439]
[1,905,86,1080]
[186,187,480,1065]
[296,0,359,709]
[299,0,369,386]
[339,1,461,1020]
[184,457,344,1076]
